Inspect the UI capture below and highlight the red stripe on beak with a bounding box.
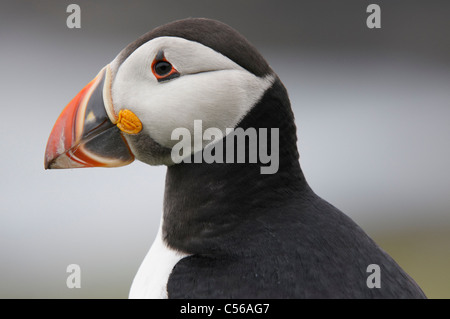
[44,67,134,169]
[45,76,100,167]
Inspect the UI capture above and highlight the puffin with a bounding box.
[44,18,426,299]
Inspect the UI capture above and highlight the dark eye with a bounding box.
[154,61,172,76]
[152,59,180,82]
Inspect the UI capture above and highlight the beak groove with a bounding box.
[44,65,134,169]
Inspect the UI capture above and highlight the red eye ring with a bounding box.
[151,53,180,82]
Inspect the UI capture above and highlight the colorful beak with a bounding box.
[44,66,135,169]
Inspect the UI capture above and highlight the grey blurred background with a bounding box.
[1,0,449,298]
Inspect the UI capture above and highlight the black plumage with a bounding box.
[119,18,426,298]
[163,76,425,298]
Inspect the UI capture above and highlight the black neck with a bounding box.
[162,78,310,254]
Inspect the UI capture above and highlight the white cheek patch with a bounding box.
[111,36,274,149]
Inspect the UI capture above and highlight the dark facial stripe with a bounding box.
[115,18,272,77]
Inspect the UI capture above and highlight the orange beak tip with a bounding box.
[44,66,134,170]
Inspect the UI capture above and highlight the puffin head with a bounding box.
[44,18,278,169]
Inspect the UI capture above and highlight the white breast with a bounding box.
[129,223,190,299]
